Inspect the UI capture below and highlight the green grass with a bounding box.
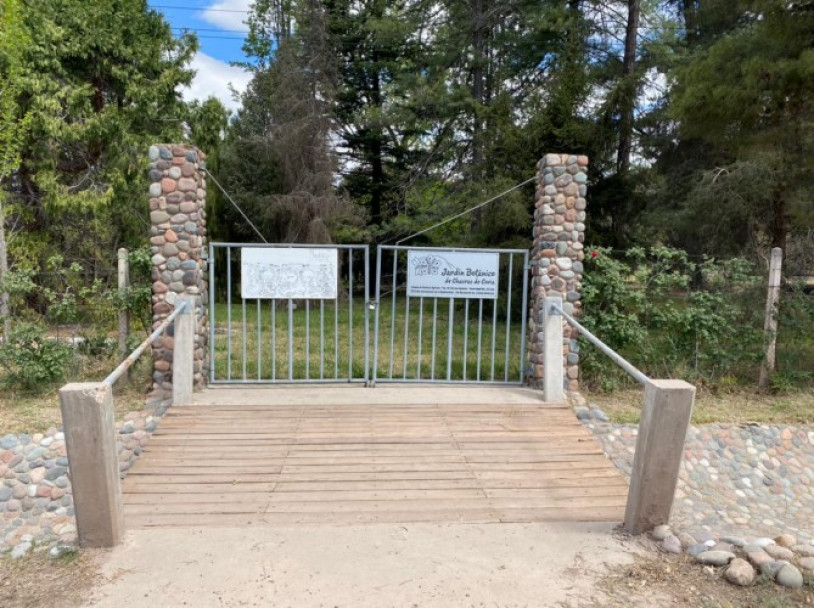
[210,296,526,383]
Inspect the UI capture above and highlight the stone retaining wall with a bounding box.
[528,154,588,391]
[147,144,209,392]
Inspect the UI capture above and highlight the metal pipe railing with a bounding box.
[104,301,188,386]
[547,299,650,386]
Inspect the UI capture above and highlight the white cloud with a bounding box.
[181,52,251,112]
[200,0,251,32]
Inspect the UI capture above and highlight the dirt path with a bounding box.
[82,522,648,608]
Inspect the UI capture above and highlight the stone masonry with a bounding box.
[528,154,588,391]
[147,144,209,392]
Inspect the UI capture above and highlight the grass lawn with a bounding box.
[0,353,150,434]
[210,296,526,383]
[585,387,814,426]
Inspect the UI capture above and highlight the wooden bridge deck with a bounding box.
[123,386,628,528]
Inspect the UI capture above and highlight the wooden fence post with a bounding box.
[624,379,695,535]
[58,382,124,547]
[759,247,783,390]
[172,296,195,405]
[543,296,564,403]
[117,248,129,368]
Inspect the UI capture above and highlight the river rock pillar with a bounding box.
[528,154,588,393]
[147,144,209,394]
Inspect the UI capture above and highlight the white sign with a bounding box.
[241,248,338,299]
[407,250,499,299]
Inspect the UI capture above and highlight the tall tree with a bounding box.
[4,0,196,272]
[670,0,814,251]
[0,0,31,336]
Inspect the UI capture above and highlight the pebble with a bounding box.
[774,533,796,547]
[651,524,672,541]
[661,535,682,554]
[10,541,31,559]
[764,544,794,561]
[792,544,814,557]
[696,551,736,566]
[686,544,709,558]
[724,558,755,586]
[799,557,814,572]
[746,550,772,567]
[776,564,804,589]
[759,560,787,578]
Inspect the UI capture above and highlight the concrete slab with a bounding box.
[84,522,641,608]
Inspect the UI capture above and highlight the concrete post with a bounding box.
[543,296,564,403]
[117,248,129,367]
[172,296,196,405]
[624,379,695,535]
[58,382,124,547]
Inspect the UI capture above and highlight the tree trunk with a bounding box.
[0,197,10,339]
[617,0,640,175]
[682,0,699,45]
[471,0,485,183]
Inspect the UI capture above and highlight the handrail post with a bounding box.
[58,382,124,547]
[173,296,196,405]
[543,296,564,403]
[624,379,695,535]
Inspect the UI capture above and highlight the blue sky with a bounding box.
[148,0,253,111]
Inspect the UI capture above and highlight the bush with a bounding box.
[578,247,794,390]
[0,322,71,392]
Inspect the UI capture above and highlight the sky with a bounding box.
[147,0,254,112]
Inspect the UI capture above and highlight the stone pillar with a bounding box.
[147,144,209,393]
[528,154,588,392]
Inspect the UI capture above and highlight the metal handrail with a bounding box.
[547,299,650,386]
[104,301,188,386]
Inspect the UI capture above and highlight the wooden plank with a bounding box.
[123,474,625,495]
[123,495,627,515]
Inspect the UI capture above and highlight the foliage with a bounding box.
[579,247,781,391]
[0,322,71,391]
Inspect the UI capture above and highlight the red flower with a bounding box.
[591,250,599,258]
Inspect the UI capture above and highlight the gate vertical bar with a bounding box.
[402,295,410,379]
[256,299,261,379]
[476,299,483,381]
[287,298,293,380]
[490,294,498,381]
[348,250,354,381]
[334,289,339,379]
[241,294,247,380]
[519,251,529,382]
[305,300,310,379]
[208,243,215,383]
[462,300,469,380]
[271,301,276,380]
[226,246,232,381]
[416,297,424,379]
[446,298,454,381]
[320,300,325,380]
[504,254,514,382]
[431,298,437,380]
[388,251,397,379]
[372,246,382,384]
[363,246,370,384]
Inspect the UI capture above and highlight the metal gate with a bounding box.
[372,246,529,385]
[208,243,370,384]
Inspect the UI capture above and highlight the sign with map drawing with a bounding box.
[407,250,499,299]
[241,248,338,299]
